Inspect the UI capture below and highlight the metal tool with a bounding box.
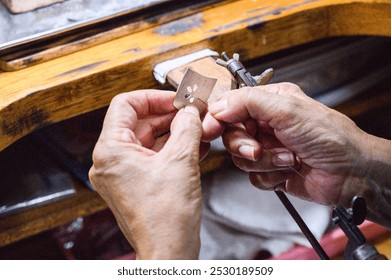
[173,68,217,113]
[333,196,388,260]
[216,52,274,87]
[216,51,330,260]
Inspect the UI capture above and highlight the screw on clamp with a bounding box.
[216,52,274,88]
[333,196,388,260]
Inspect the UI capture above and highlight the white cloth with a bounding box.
[199,139,331,259]
[153,49,218,83]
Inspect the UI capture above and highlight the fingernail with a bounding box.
[238,145,255,161]
[209,99,228,115]
[272,152,295,167]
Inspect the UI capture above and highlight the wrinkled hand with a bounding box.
[203,83,370,207]
[89,90,204,259]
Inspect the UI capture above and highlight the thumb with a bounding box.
[208,87,299,131]
[160,105,202,160]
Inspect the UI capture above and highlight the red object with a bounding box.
[269,221,390,260]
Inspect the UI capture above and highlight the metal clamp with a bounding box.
[333,196,388,260]
[216,52,274,88]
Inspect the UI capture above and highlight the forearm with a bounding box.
[342,132,391,228]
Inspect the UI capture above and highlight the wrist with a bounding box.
[132,210,201,260]
[136,241,200,260]
[359,132,391,192]
[135,229,201,260]
[342,131,391,227]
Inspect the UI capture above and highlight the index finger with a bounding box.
[101,90,176,141]
[208,86,308,131]
[209,84,326,130]
[105,90,176,127]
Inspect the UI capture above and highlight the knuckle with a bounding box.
[173,115,202,140]
[249,172,283,190]
[246,87,261,101]
[279,82,300,91]
[91,142,114,169]
[249,172,266,188]
[88,166,98,186]
[232,156,254,171]
[110,92,127,105]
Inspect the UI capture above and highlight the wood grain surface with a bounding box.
[0,0,231,71]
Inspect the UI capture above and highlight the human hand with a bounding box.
[89,90,204,259]
[203,83,370,208]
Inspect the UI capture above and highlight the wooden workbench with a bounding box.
[0,0,391,252]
